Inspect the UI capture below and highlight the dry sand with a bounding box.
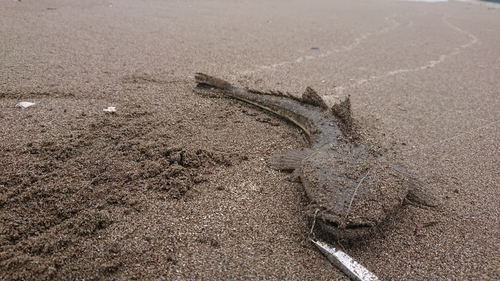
[1,0,499,280]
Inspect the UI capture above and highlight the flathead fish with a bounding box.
[195,73,439,240]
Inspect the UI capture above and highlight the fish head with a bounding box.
[300,144,409,240]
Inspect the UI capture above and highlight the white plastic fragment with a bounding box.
[310,238,379,281]
[16,102,36,109]
[103,107,116,112]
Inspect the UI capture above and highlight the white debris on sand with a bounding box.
[16,102,36,109]
[103,106,116,112]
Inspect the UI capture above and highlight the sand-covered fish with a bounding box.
[195,73,439,240]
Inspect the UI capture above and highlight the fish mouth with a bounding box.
[315,219,377,241]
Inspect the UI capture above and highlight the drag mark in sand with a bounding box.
[350,16,479,89]
[239,17,401,76]
[240,14,478,100]
[421,118,500,149]
[340,15,488,151]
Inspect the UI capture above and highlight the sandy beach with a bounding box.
[1,0,499,280]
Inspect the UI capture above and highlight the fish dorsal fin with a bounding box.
[331,95,354,137]
[269,148,315,171]
[331,95,352,122]
[301,87,329,109]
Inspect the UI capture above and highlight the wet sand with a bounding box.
[1,0,499,280]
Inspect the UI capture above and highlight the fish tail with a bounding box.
[195,73,233,90]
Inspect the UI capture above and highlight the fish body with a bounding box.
[195,73,340,149]
[195,73,439,240]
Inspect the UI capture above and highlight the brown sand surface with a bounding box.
[1,0,499,280]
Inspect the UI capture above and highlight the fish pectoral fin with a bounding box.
[394,164,441,208]
[269,148,314,171]
[301,87,329,109]
[286,169,302,182]
[406,177,441,207]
